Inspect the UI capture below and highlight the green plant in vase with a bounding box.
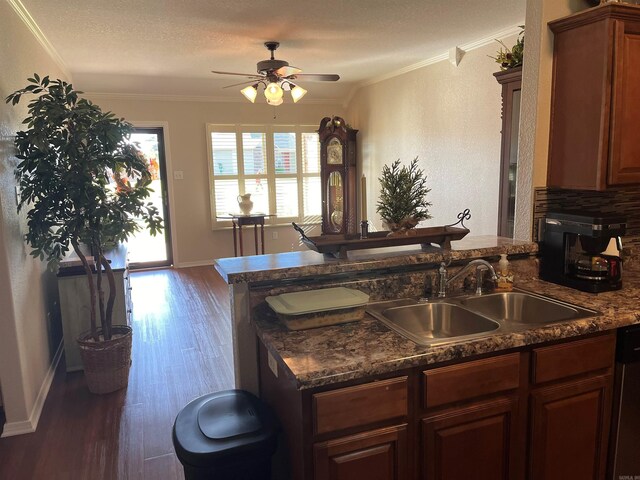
[6,75,163,393]
[376,157,432,236]
[489,26,525,71]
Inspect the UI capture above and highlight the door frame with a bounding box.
[130,122,177,268]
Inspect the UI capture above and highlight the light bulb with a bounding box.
[291,85,307,103]
[266,97,283,106]
[264,82,284,102]
[240,85,258,103]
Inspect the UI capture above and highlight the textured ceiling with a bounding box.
[20,0,526,102]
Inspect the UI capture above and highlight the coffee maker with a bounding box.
[539,211,625,293]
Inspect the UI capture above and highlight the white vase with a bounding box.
[237,193,253,215]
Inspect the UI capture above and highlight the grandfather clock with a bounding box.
[318,116,358,235]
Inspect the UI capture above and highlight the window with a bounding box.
[207,125,321,227]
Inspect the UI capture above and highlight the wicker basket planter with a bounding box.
[77,325,133,394]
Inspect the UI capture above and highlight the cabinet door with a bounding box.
[314,424,408,480]
[529,374,612,480]
[421,396,519,480]
[547,17,612,190]
[609,19,640,185]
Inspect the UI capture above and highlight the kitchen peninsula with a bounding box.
[214,235,538,392]
[214,235,640,479]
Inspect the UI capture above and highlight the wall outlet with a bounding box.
[173,170,184,180]
[272,231,279,240]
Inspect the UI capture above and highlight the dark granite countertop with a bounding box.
[255,271,640,390]
[215,235,538,284]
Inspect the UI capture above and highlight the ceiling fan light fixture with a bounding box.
[240,84,258,103]
[266,97,283,106]
[290,85,307,103]
[264,82,284,102]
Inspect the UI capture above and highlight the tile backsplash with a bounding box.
[533,186,640,250]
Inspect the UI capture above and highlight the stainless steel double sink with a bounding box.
[365,290,599,346]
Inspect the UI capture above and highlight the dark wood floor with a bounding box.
[0,266,234,480]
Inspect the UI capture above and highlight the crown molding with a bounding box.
[343,23,524,108]
[8,0,71,79]
[84,91,343,105]
[458,24,523,52]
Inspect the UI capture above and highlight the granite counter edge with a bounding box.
[256,311,639,391]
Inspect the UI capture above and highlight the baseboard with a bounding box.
[0,339,63,438]
[174,260,214,268]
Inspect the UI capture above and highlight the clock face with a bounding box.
[327,139,343,165]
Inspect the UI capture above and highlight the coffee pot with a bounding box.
[539,211,625,293]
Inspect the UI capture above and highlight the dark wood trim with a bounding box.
[549,3,640,33]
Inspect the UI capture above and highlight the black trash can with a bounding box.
[172,389,279,480]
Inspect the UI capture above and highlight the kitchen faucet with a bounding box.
[437,259,498,297]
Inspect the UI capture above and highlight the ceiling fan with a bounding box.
[211,42,340,105]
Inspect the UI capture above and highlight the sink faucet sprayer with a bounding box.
[437,259,498,297]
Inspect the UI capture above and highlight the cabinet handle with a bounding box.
[128,287,133,291]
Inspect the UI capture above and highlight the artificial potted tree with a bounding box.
[6,75,163,394]
[376,157,432,236]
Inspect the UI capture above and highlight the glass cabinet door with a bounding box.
[494,67,522,238]
[326,171,344,233]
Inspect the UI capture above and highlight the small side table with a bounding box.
[218,214,274,256]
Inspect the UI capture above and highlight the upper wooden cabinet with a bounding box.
[548,4,640,190]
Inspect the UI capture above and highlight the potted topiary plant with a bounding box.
[376,157,432,236]
[6,75,163,394]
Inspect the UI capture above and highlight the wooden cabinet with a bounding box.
[528,334,615,480]
[529,375,612,480]
[548,4,640,190]
[422,397,519,480]
[421,353,520,409]
[314,425,409,480]
[259,332,616,480]
[420,354,523,480]
[313,377,408,435]
[57,244,131,371]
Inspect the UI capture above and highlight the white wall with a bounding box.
[346,38,517,235]
[86,96,344,266]
[0,1,68,434]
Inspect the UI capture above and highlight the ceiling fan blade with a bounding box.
[222,79,263,89]
[211,70,263,79]
[275,65,303,77]
[289,73,340,82]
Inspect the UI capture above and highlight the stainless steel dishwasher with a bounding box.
[610,324,640,478]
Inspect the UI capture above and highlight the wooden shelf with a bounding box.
[295,226,469,258]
